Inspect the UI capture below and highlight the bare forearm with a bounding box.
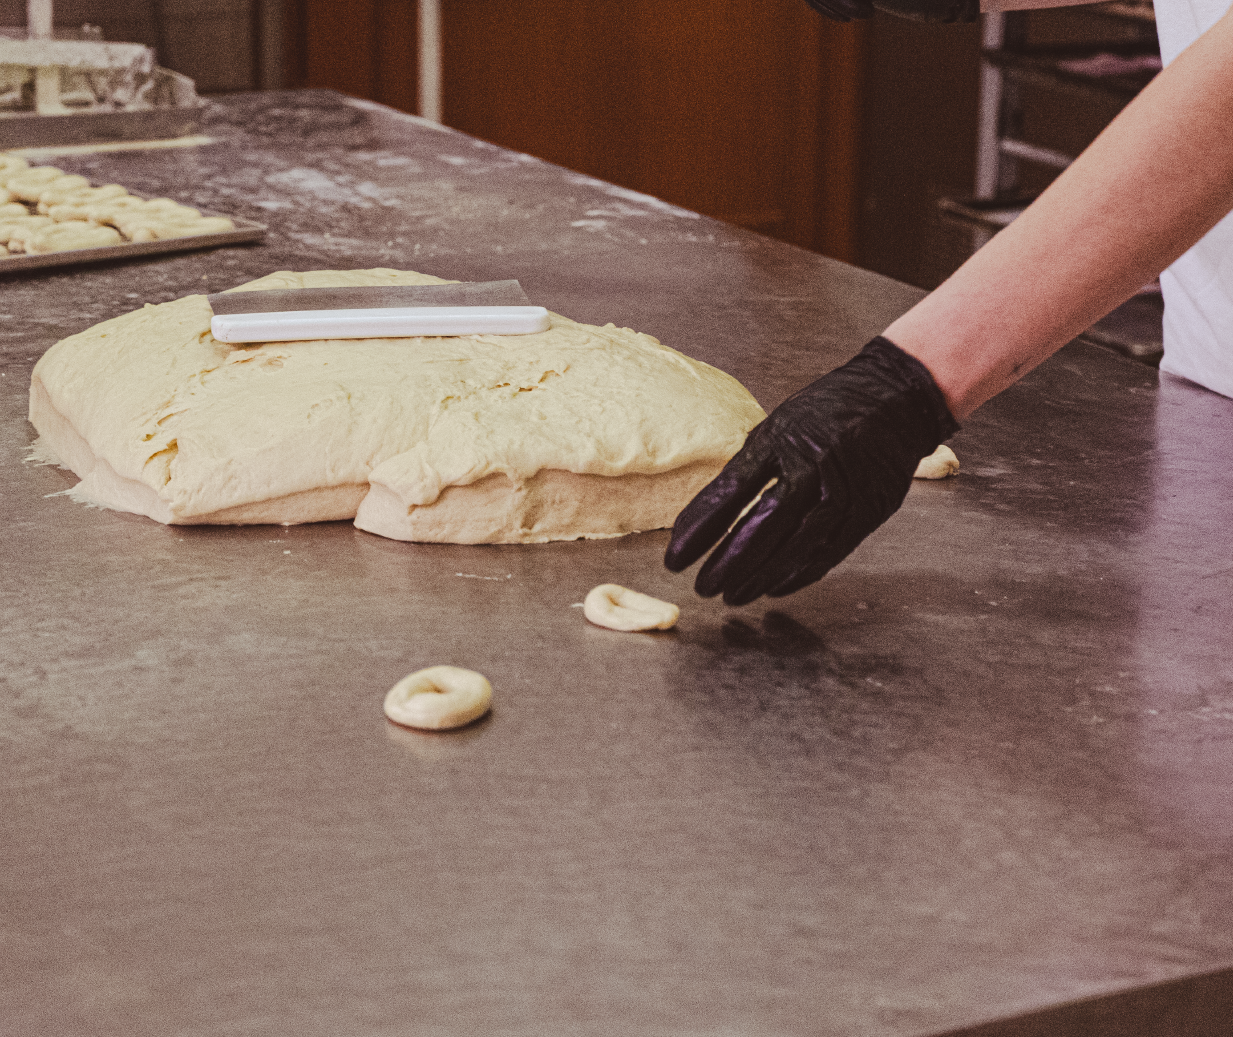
[980,0,1099,11]
[886,7,1233,419]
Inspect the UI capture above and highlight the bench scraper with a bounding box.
[207,280,550,343]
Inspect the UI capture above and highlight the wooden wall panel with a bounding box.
[374,0,417,115]
[441,0,864,260]
[287,0,862,261]
[291,0,417,113]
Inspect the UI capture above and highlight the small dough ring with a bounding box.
[383,665,492,730]
[584,584,679,632]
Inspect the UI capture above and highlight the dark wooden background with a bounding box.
[0,0,984,283]
[285,0,868,263]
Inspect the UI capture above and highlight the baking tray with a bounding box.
[0,105,204,150]
[0,206,266,273]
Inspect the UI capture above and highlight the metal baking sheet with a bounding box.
[0,208,266,273]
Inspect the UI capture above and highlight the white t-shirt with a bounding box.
[1154,0,1233,397]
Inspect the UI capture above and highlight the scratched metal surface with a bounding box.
[2,90,1232,1037]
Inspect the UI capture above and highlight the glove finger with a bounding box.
[694,450,821,600]
[760,447,915,599]
[664,436,777,573]
[765,507,873,598]
[693,478,801,599]
[725,454,849,603]
[726,498,849,605]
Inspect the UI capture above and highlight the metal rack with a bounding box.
[975,1,1159,201]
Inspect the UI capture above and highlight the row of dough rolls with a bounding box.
[0,154,234,257]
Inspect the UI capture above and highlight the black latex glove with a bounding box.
[802,0,979,23]
[664,336,959,605]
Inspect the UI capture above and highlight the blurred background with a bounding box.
[0,0,1161,318]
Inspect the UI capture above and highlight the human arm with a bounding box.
[888,3,1233,418]
[666,8,1233,601]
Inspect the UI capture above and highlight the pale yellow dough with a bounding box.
[583,584,680,631]
[29,268,767,543]
[384,666,493,730]
[26,222,123,254]
[914,444,960,479]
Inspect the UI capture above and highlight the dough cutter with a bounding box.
[207,280,550,343]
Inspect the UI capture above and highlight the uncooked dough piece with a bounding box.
[26,222,123,254]
[123,215,235,241]
[30,268,767,543]
[4,167,65,200]
[99,198,195,225]
[0,215,53,249]
[49,195,147,225]
[914,444,959,479]
[584,584,680,631]
[38,182,127,213]
[384,666,493,730]
[32,174,89,204]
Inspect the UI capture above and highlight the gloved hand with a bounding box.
[663,336,959,605]
[802,0,979,23]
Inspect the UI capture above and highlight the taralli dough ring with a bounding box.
[383,665,493,730]
[48,196,149,225]
[584,584,680,632]
[914,444,960,480]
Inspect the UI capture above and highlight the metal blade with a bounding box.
[207,280,531,316]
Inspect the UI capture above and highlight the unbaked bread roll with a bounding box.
[32,174,89,204]
[0,156,28,177]
[0,215,54,249]
[38,182,127,213]
[4,167,65,200]
[26,223,123,254]
[123,215,235,241]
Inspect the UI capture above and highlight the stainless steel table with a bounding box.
[3,90,1232,1037]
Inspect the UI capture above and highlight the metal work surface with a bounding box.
[3,91,1232,1037]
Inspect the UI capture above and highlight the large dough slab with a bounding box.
[29,269,766,543]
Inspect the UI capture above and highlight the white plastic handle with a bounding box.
[210,305,551,343]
